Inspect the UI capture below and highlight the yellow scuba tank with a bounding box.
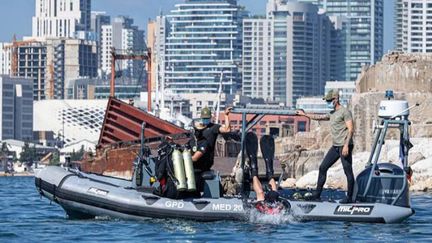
[182,148,196,191]
[172,148,187,191]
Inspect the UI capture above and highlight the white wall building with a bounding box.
[100,25,113,76]
[242,18,273,102]
[0,76,34,141]
[0,43,11,75]
[33,99,108,145]
[395,0,432,53]
[32,0,91,38]
[60,139,96,153]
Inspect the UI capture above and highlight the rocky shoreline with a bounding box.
[281,138,432,192]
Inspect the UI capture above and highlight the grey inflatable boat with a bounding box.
[35,166,247,221]
[35,96,416,223]
[34,162,414,223]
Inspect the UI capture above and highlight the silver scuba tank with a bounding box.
[182,149,196,191]
[172,149,187,191]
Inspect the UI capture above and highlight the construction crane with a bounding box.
[110,48,152,111]
[4,35,39,76]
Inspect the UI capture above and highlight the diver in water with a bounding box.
[245,132,289,214]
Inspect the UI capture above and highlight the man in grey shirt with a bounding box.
[296,89,355,203]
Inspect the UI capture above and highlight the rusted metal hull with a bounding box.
[80,144,139,179]
[98,97,186,146]
[79,97,187,178]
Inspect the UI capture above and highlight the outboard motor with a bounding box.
[356,163,410,207]
[355,90,416,208]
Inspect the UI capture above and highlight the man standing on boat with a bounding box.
[198,106,232,171]
[296,89,355,203]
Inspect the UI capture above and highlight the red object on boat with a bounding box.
[98,97,187,146]
[255,201,285,215]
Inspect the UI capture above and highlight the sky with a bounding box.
[0,0,394,52]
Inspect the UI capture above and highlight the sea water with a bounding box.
[1,176,431,242]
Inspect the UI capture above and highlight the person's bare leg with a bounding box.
[269,178,277,191]
[253,176,265,201]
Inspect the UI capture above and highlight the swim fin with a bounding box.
[260,135,275,180]
[245,132,259,177]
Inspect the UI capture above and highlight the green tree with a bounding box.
[70,145,85,161]
[0,142,9,171]
[49,151,60,166]
[19,142,37,166]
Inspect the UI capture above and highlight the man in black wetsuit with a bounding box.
[296,89,355,203]
[189,120,212,171]
[198,106,232,170]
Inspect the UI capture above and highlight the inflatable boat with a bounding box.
[35,92,415,223]
[34,164,413,223]
[35,166,247,221]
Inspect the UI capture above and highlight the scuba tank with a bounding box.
[182,148,196,191]
[172,148,187,191]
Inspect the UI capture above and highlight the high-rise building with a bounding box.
[300,0,384,81]
[100,16,145,79]
[243,0,334,106]
[16,39,97,101]
[0,76,34,140]
[17,43,47,100]
[45,38,98,99]
[395,0,432,53]
[90,12,111,74]
[0,43,11,75]
[147,20,157,92]
[161,0,246,94]
[148,16,169,107]
[394,0,404,51]
[91,12,111,36]
[32,0,91,38]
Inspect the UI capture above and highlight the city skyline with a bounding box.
[1,0,395,53]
